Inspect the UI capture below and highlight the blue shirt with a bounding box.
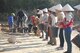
[8,16,14,25]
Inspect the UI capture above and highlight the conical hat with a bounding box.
[74,4,80,10]
[37,10,43,14]
[55,4,63,11]
[49,6,56,12]
[11,13,15,16]
[42,8,48,12]
[62,4,74,11]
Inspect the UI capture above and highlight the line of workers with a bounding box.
[8,4,80,53]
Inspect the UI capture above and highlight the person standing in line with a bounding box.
[27,16,33,33]
[8,13,14,32]
[17,10,24,28]
[23,12,28,33]
[47,6,58,45]
[55,4,65,50]
[30,15,36,33]
[62,4,74,53]
[42,8,49,41]
[30,15,39,35]
[32,16,40,36]
[37,10,44,37]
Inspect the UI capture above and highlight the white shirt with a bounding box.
[42,13,49,23]
[39,14,44,23]
[24,14,28,27]
[50,14,57,26]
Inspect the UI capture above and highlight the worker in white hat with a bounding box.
[37,10,45,38]
[55,4,65,50]
[47,6,58,45]
[62,4,74,53]
[41,8,49,41]
[37,10,43,19]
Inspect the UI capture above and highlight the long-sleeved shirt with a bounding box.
[42,13,49,23]
[61,13,74,28]
[39,14,44,23]
[49,14,57,26]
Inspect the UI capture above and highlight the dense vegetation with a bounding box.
[0,0,80,21]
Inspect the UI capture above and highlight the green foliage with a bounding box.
[0,0,80,21]
[0,0,80,13]
[0,0,54,13]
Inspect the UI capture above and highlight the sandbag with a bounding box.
[7,36,16,44]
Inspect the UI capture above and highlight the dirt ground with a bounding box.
[0,30,80,53]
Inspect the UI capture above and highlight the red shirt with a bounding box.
[60,18,74,28]
[31,16,39,26]
[31,16,35,25]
